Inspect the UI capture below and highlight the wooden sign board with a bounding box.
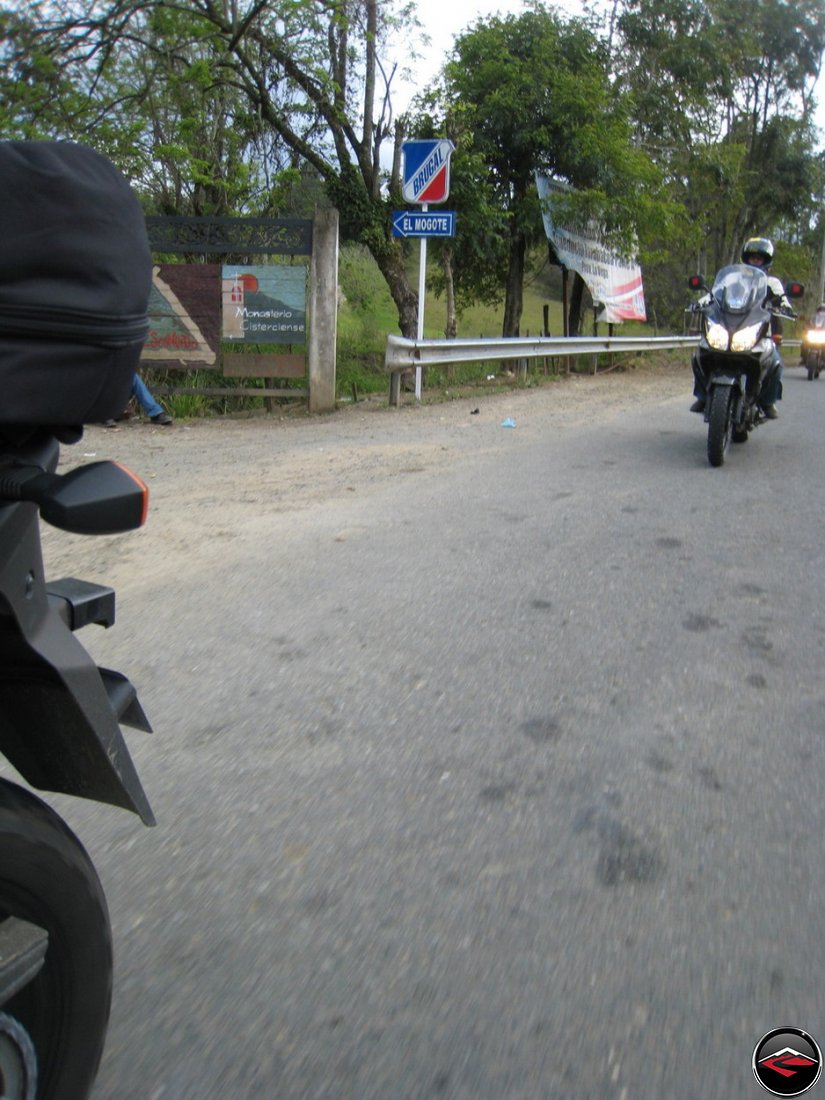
[221,353,306,378]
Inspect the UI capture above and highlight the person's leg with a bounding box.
[690,353,707,411]
[131,374,170,421]
[759,349,783,416]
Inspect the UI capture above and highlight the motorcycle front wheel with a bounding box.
[0,779,112,1100]
[707,387,732,467]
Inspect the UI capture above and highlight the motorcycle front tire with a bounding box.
[707,386,732,467]
[0,779,112,1100]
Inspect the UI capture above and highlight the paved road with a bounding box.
[48,366,825,1098]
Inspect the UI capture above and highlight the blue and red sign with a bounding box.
[401,140,455,205]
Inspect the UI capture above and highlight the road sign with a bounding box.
[392,210,456,238]
[401,140,455,205]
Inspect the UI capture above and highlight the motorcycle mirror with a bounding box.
[688,274,706,291]
[27,461,149,535]
[785,281,805,299]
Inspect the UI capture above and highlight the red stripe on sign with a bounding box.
[419,167,448,202]
[612,276,644,295]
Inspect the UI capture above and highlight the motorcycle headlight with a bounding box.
[730,323,762,352]
[807,329,825,346]
[706,322,729,351]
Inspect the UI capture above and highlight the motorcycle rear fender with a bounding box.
[0,502,155,825]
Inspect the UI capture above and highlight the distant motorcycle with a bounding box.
[688,265,803,467]
[802,323,825,381]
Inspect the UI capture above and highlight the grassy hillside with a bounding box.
[336,243,649,398]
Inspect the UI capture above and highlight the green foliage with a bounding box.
[416,4,669,335]
[4,0,822,347]
[614,0,825,291]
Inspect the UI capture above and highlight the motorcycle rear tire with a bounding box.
[707,387,732,467]
[0,779,112,1100]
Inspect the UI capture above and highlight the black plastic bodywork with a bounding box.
[0,434,154,826]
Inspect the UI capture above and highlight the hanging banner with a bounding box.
[536,174,646,323]
[221,265,306,343]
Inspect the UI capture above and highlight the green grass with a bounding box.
[335,243,643,399]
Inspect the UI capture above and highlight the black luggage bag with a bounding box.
[0,141,152,438]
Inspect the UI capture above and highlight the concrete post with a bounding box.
[308,207,339,413]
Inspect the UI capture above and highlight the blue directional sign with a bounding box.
[392,210,456,239]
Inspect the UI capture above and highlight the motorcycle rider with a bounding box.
[690,236,789,419]
[801,302,825,367]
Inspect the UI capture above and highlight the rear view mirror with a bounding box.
[688,274,706,291]
[785,281,805,299]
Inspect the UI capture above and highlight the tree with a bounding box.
[614,0,825,277]
[435,5,667,337]
[1,0,427,335]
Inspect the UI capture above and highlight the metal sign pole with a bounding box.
[415,203,428,400]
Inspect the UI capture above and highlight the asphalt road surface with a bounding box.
[34,363,825,1099]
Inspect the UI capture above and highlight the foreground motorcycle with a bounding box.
[0,141,155,1099]
[0,437,154,1100]
[688,265,803,467]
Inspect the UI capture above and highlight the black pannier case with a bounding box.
[0,141,151,432]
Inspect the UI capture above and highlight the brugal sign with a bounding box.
[401,140,455,206]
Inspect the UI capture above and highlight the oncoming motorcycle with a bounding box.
[688,265,803,467]
[0,140,155,1099]
[802,316,825,381]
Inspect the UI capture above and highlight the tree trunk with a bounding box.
[568,271,587,335]
[374,244,419,338]
[502,227,526,337]
[443,246,457,338]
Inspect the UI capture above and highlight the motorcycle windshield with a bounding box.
[711,264,767,315]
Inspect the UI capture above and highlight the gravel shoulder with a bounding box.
[43,359,692,586]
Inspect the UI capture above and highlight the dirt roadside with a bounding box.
[43,359,693,583]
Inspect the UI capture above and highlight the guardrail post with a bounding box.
[389,371,402,407]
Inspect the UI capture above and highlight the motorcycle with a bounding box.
[0,140,156,1100]
[688,265,803,467]
[802,323,825,381]
[0,432,155,1100]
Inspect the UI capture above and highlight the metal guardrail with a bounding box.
[385,333,695,368]
[384,333,696,405]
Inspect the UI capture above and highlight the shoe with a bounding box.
[102,419,117,428]
[150,412,173,425]
[690,399,705,413]
[762,405,778,420]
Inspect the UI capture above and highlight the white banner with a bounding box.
[536,174,646,324]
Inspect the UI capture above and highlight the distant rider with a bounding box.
[690,237,790,420]
[801,302,825,367]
